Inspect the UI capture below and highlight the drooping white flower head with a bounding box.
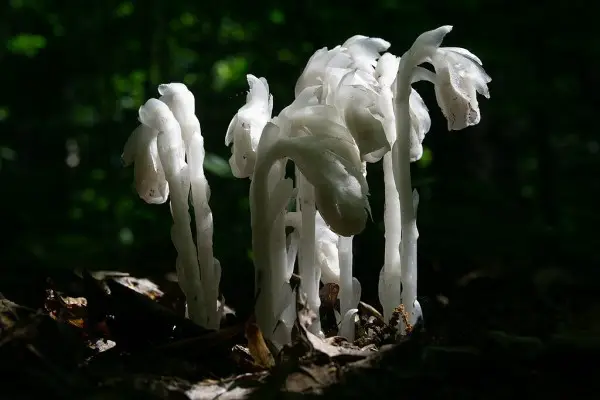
[289,36,393,166]
[402,25,491,131]
[431,47,491,130]
[295,35,390,97]
[295,47,352,97]
[375,52,432,162]
[257,116,370,237]
[225,74,273,178]
[323,69,389,162]
[122,125,169,204]
[407,89,431,161]
[342,35,391,74]
[157,83,199,145]
[138,98,186,177]
[375,52,400,89]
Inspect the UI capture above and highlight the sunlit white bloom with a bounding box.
[295,47,352,97]
[122,125,169,204]
[407,89,431,161]
[431,47,491,130]
[323,69,389,162]
[342,35,390,73]
[138,98,186,176]
[225,75,273,178]
[295,35,389,97]
[257,117,370,237]
[315,211,340,284]
[157,83,197,145]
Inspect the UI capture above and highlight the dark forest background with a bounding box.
[1,0,597,322]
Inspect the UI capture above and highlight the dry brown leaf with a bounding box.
[245,315,275,369]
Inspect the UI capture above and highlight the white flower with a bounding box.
[342,35,390,73]
[324,69,389,162]
[407,88,431,161]
[295,35,389,97]
[257,117,370,236]
[138,98,186,177]
[156,83,198,146]
[431,47,491,130]
[122,125,169,204]
[295,47,352,97]
[375,52,400,88]
[315,211,340,284]
[225,74,273,178]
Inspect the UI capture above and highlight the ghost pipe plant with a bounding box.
[120,26,492,347]
[386,26,491,331]
[225,76,297,347]
[225,75,273,178]
[290,36,389,338]
[376,54,432,323]
[123,83,222,330]
[248,108,371,344]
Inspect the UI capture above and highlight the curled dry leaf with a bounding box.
[245,315,275,369]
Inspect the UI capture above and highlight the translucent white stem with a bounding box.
[379,85,402,323]
[250,161,276,338]
[188,134,219,329]
[158,132,207,326]
[250,154,292,343]
[393,54,419,331]
[338,235,355,340]
[296,168,322,336]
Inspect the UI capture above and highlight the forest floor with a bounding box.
[1,266,599,399]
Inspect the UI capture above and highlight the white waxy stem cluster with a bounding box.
[123,26,491,348]
[123,83,221,330]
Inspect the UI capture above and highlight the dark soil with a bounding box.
[1,266,599,399]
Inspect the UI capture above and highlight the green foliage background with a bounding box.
[0,0,596,307]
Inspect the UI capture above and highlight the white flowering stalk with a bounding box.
[122,124,169,205]
[375,53,403,322]
[158,83,221,329]
[123,84,221,330]
[375,53,432,323]
[226,76,299,347]
[134,98,207,325]
[225,75,273,178]
[391,26,491,331]
[250,110,371,344]
[291,36,389,339]
[295,167,321,335]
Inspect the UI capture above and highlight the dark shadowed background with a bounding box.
[1,1,597,321]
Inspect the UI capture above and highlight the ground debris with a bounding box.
[0,270,599,399]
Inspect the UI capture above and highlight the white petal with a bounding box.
[135,135,169,204]
[225,75,273,177]
[316,211,340,284]
[375,52,400,88]
[278,135,370,236]
[224,114,238,146]
[295,47,352,97]
[431,48,491,131]
[408,89,431,161]
[342,35,390,72]
[332,74,389,161]
[409,25,453,63]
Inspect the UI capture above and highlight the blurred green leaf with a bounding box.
[115,2,134,18]
[0,107,9,121]
[269,9,285,24]
[417,146,433,168]
[213,56,248,91]
[7,34,47,57]
[204,153,233,178]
